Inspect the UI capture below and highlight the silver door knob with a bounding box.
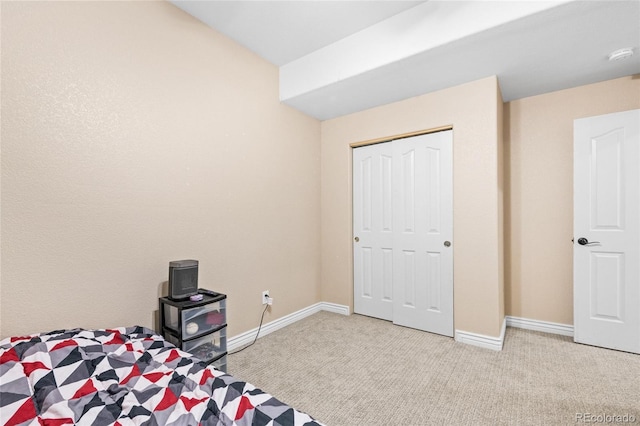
[444,241,451,247]
[577,237,600,246]
[354,236,360,242]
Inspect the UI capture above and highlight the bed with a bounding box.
[0,326,322,425]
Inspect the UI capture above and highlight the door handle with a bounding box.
[577,237,600,246]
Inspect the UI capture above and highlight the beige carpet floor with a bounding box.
[228,311,640,426]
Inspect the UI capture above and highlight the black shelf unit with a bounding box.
[159,290,227,372]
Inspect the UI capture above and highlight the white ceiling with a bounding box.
[171,0,640,120]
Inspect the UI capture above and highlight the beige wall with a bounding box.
[0,1,321,338]
[3,2,638,343]
[497,84,505,324]
[505,76,640,325]
[320,77,505,337]
[0,3,3,334]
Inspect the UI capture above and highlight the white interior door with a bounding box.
[353,130,453,337]
[574,109,640,354]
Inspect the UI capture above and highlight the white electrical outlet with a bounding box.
[262,290,270,305]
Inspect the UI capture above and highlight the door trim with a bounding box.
[349,125,453,148]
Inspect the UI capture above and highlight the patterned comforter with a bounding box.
[0,326,321,426]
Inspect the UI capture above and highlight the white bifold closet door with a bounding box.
[353,130,453,337]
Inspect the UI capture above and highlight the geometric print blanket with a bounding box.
[0,326,322,426]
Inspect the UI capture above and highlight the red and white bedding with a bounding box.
[0,326,321,425]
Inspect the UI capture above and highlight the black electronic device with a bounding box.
[168,259,199,301]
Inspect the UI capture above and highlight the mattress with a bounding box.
[0,326,321,426]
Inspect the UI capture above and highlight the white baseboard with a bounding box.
[455,318,506,351]
[506,315,573,337]
[455,316,573,351]
[228,302,350,351]
[229,308,573,353]
[318,302,351,316]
